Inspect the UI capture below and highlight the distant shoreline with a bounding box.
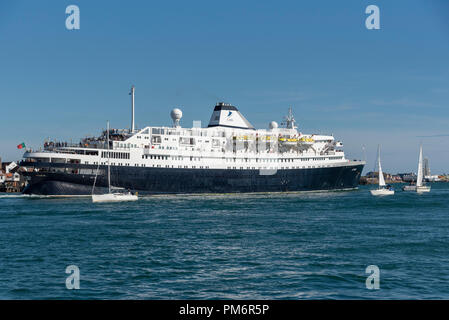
[360,177,448,185]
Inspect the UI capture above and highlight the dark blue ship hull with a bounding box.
[22,162,364,195]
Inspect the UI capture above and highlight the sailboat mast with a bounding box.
[377,144,381,171]
[107,121,111,194]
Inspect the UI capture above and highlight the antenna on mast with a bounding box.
[281,106,297,129]
[130,85,135,133]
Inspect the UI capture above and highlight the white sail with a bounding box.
[416,145,423,187]
[370,144,394,196]
[378,145,386,187]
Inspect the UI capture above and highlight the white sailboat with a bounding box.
[416,145,431,193]
[92,121,138,203]
[370,145,394,196]
[402,145,431,193]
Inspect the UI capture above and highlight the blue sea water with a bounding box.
[1,184,449,300]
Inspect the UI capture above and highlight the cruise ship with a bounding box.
[21,87,365,195]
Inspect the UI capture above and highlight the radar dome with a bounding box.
[171,108,183,120]
[269,121,278,130]
[171,108,183,127]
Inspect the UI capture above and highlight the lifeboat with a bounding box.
[256,135,273,141]
[298,137,314,144]
[232,135,253,141]
[278,137,299,146]
[297,136,314,149]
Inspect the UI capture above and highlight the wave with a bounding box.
[0,193,29,198]
[0,193,90,199]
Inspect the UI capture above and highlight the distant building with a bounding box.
[0,156,5,184]
[423,158,430,176]
[362,171,401,184]
[398,172,416,183]
[365,171,377,178]
[390,175,403,182]
[0,159,27,192]
[6,172,20,182]
[422,157,440,181]
[426,175,441,182]
[4,161,18,174]
[365,171,393,180]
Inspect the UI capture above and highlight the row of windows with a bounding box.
[99,162,131,166]
[139,155,344,163]
[83,161,335,170]
[101,151,130,159]
[151,145,178,150]
[143,155,169,160]
[141,155,207,161]
[225,165,333,170]
[150,128,226,137]
[134,164,211,169]
[224,157,342,163]
[114,143,138,149]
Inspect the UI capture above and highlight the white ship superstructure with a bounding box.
[21,88,364,195]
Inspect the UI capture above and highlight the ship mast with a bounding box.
[107,121,111,194]
[282,107,297,129]
[130,85,135,133]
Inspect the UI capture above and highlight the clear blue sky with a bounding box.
[1,0,448,173]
